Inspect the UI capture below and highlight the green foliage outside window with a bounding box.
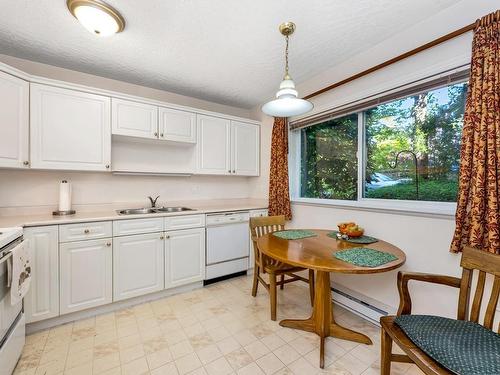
[299,81,467,203]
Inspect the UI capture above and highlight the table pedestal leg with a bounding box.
[280,271,372,368]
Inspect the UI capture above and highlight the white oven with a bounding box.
[0,227,26,375]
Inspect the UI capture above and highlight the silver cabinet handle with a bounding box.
[84,229,90,234]
[160,133,164,138]
[106,242,112,247]
[232,170,236,173]
[160,236,164,240]
[23,161,30,166]
[165,235,170,239]
[105,164,110,169]
[154,132,158,137]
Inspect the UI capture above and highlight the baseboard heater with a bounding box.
[331,288,387,326]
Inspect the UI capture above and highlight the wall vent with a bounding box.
[331,288,388,326]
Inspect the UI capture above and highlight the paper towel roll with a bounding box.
[58,180,72,212]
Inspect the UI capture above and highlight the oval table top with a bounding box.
[256,229,406,273]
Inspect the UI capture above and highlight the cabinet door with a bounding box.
[60,239,112,314]
[24,226,59,323]
[196,115,231,175]
[30,83,111,171]
[165,228,205,288]
[113,233,164,301]
[111,98,158,139]
[0,71,29,169]
[232,121,260,176]
[159,107,196,143]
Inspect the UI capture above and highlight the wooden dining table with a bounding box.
[256,229,406,368]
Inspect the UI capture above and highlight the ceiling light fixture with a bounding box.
[67,0,125,37]
[262,22,313,118]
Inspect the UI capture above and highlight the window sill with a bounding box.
[291,197,456,219]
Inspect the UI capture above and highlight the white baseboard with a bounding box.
[26,282,203,334]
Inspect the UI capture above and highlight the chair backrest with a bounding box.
[249,215,285,267]
[457,246,500,332]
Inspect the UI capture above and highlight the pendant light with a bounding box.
[262,22,313,117]
[67,0,125,36]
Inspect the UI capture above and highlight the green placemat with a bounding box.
[273,230,317,240]
[334,247,397,267]
[327,231,378,244]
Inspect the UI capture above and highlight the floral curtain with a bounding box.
[268,117,292,220]
[451,10,500,255]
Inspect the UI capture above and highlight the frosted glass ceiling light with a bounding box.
[67,0,125,36]
[262,22,313,117]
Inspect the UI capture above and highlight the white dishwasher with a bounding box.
[205,211,250,282]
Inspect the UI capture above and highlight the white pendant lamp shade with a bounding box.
[262,22,313,117]
[262,77,313,117]
[67,0,125,37]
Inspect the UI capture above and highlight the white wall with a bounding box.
[251,0,499,318]
[0,55,257,211]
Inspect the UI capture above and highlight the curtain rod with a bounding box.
[303,22,475,100]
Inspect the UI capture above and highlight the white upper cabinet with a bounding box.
[0,71,29,169]
[232,121,259,176]
[196,116,260,176]
[196,115,231,175]
[30,83,111,171]
[159,107,196,143]
[112,98,158,139]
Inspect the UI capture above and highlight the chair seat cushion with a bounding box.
[394,315,500,375]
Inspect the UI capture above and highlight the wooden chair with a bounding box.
[380,246,500,374]
[250,215,315,321]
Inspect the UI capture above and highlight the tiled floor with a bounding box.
[15,275,425,375]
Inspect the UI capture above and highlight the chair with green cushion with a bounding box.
[380,246,500,375]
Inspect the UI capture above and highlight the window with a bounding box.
[300,114,358,200]
[364,82,467,202]
[295,79,468,207]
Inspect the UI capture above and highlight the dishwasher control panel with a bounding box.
[206,211,250,226]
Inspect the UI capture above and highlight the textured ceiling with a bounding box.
[0,0,459,109]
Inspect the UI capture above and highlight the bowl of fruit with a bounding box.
[337,222,364,237]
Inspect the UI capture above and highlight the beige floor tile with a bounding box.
[151,362,179,375]
[122,357,149,375]
[216,337,241,355]
[195,344,224,365]
[92,353,121,374]
[170,340,195,359]
[147,347,174,370]
[63,363,93,375]
[204,357,233,375]
[224,347,253,370]
[175,352,203,375]
[236,362,265,375]
[120,343,145,364]
[272,344,301,366]
[334,353,370,375]
[65,348,93,369]
[260,333,286,351]
[255,352,285,375]
[243,340,270,361]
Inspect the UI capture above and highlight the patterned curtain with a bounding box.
[268,117,292,220]
[451,10,500,255]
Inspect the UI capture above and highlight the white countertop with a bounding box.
[0,199,268,228]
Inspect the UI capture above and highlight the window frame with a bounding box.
[289,75,469,217]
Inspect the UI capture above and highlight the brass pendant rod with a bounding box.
[303,22,475,100]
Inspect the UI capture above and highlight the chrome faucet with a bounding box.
[148,195,160,208]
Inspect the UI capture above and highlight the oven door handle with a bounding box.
[1,252,13,287]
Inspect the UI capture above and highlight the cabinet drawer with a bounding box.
[165,214,205,230]
[113,218,164,236]
[59,221,112,243]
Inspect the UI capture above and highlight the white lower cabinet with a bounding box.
[113,233,164,301]
[165,228,205,288]
[24,226,59,323]
[60,238,113,314]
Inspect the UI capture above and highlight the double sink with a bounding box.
[117,207,194,215]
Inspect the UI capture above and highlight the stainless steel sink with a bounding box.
[154,207,194,212]
[117,208,157,215]
[117,207,195,215]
